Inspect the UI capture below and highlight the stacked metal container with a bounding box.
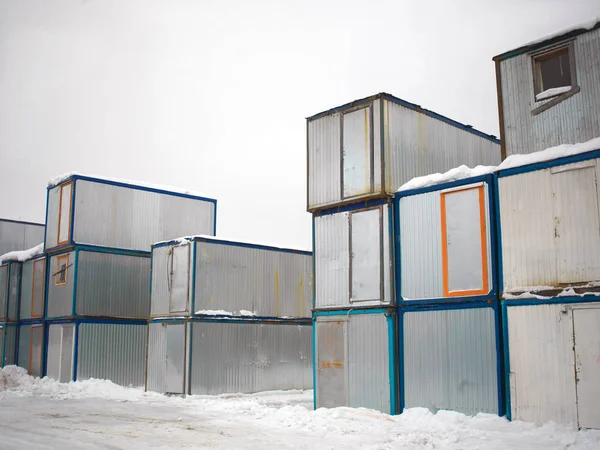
[394,174,503,417]
[0,218,44,257]
[497,148,600,429]
[309,93,501,414]
[146,236,312,395]
[43,174,217,386]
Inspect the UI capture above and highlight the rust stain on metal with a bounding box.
[320,361,344,369]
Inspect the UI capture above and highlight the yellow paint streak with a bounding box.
[275,268,280,317]
[320,361,344,369]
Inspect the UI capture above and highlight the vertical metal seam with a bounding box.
[369,102,375,194]
[501,302,511,419]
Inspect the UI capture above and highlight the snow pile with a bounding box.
[536,86,572,101]
[0,242,44,264]
[195,309,257,317]
[48,172,214,199]
[496,136,600,172]
[397,165,496,192]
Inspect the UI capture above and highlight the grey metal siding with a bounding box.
[46,252,75,318]
[45,186,61,250]
[150,245,171,316]
[190,321,312,395]
[17,323,43,376]
[403,307,499,416]
[146,322,168,392]
[20,260,34,319]
[0,220,44,257]
[0,265,7,320]
[500,28,600,157]
[194,241,311,318]
[308,114,342,209]
[71,179,215,252]
[77,322,147,386]
[7,262,21,321]
[2,323,17,366]
[20,256,46,320]
[76,250,150,318]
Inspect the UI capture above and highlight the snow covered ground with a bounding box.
[1,367,599,449]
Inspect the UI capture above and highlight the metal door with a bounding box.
[350,208,382,302]
[30,325,44,377]
[573,308,600,429]
[59,324,74,383]
[316,319,347,408]
[342,106,373,199]
[165,323,186,394]
[169,244,190,313]
[552,162,600,283]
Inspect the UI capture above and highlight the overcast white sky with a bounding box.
[0,0,598,250]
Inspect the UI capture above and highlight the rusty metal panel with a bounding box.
[77,322,147,386]
[385,99,500,192]
[76,250,150,318]
[190,321,312,395]
[499,159,600,292]
[499,28,600,157]
[403,307,499,416]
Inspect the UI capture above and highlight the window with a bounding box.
[531,42,577,108]
[55,255,69,286]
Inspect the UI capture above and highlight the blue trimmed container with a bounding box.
[45,245,150,320]
[313,199,395,310]
[45,318,147,385]
[44,174,217,255]
[0,261,21,322]
[0,218,44,257]
[0,322,18,367]
[146,317,312,395]
[17,319,45,377]
[393,173,499,306]
[306,92,500,212]
[151,236,312,319]
[313,308,397,415]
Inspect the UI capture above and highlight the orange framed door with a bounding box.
[57,181,73,245]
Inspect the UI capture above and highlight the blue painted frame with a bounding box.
[497,149,600,179]
[312,317,317,410]
[397,301,504,416]
[393,174,499,306]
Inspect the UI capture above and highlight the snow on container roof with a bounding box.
[493,18,600,62]
[398,136,600,191]
[48,172,216,202]
[0,243,44,265]
[306,92,500,143]
[154,234,312,255]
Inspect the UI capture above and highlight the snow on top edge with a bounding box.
[0,243,44,265]
[154,234,312,254]
[397,136,600,193]
[47,171,214,200]
[521,18,600,49]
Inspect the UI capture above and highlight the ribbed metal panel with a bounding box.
[506,303,579,425]
[315,206,392,309]
[77,322,147,386]
[0,265,7,320]
[1,323,17,366]
[500,159,600,292]
[45,186,61,250]
[46,252,75,318]
[46,323,71,381]
[70,179,215,252]
[308,114,342,209]
[19,256,45,320]
[17,323,31,372]
[500,28,600,157]
[403,307,498,415]
[20,260,34,319]
[194,241,311,318]
[150,245,172,316]
[76,250,150,318]
[7,262,21,321]
[0,219,44,257]
[17,323,44,377]
[347,313,391,414]
[146,322,168,392]
[190,321,312,395]
[385,100,500,192]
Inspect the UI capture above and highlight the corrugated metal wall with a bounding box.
[194,241,311,318]
[400,183,493,300]
[385,100,500,191]
[146,322,168,392]
[499,159,600,292]
[347,313,392,414]
[0,265,7,320]
[190,321,312,395]
[19,257,45,320]
[20,260,34,319]
[0,220,44,257]
[76,251,150,318]
[7,263,20,321]
[17,323,44,377]
[403,307,499,416]
[1,323,17,366]
[46,252,75,318]
[314,205,392,309]
[45,186,61,250]
[17,323,31,372]
[71,180,215,252]
[499,28,600,157]
[77,322,147,386]
[150,245,172,316]
[506,303,578,425]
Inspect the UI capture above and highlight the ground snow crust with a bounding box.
[1,366,600,449]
